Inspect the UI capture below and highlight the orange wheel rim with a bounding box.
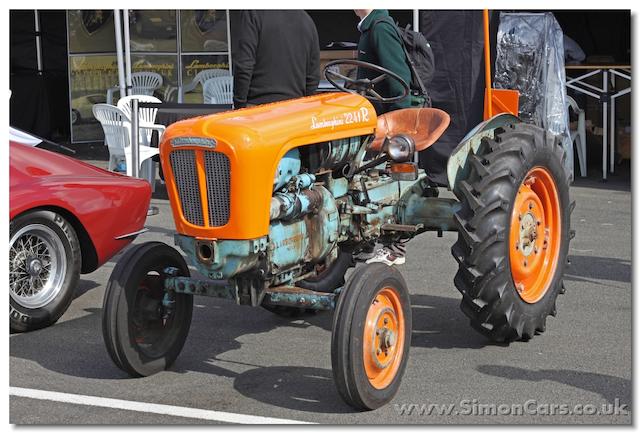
[362,287,405,389]
[509,167,562,303]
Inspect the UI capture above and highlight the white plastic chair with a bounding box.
[566,95,587,177]
[180,68,231,102]
[117,95,166,146]
[203,76,233,105]
[92,104,159,188]
[106,72,164,105]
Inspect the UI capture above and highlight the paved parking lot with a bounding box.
[10,170,631,424]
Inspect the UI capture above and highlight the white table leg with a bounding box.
[610,71,616,173]
[602,70,608,180]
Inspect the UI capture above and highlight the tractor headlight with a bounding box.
[385,134,415,163]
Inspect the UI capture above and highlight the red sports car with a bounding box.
[9,140,151,332]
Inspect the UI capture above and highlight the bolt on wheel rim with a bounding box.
[362,287,405,389]
[9,224,67,309]
[509,167,561,303]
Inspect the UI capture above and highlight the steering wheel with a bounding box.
[324,59,410,104]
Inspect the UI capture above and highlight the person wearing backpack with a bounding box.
[354,9,430,266]
[354,9,433,114]
[355,9,411,113]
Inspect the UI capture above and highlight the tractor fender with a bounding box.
[446,113,521,190]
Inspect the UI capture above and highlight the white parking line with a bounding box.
[10,387,313,424]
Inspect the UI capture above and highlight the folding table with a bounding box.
[565,65,631,180]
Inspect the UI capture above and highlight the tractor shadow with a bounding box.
[10,300,352,412]
[409,294,495,349]
[10,291,493,414]
[477,365,631,407]
[9,308,130,379]
[8,300,335,381]
[229,293,495,414]
[565,255,631,285]
[232,365,354,414]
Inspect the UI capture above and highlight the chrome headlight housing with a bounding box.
[384,134,415,163]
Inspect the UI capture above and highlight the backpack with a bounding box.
[371,18,435,105]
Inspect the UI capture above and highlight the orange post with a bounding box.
[482,10,520,120]
[483,9,492,118]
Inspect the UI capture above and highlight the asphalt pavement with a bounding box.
[9,164,632,424]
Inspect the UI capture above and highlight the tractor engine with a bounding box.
[166,132,433,298]
[265,137,361,285]
[160,92,434,305]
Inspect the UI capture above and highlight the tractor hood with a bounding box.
[162,92,377,150]
[160,92,377,240]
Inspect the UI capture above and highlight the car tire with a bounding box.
[9,210,82,332]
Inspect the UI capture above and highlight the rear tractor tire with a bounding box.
[331,263,412,410]
[451,122,573,343]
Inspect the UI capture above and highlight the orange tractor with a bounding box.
[101,57,573,410]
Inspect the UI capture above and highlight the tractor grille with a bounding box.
[204,151,231,226]
[170,150,204,226]
[169,148,231,227]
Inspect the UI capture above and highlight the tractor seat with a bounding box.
[369,107,451,152]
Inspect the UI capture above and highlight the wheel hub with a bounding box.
[27,258,44,276]
[518,212,538,256]
[362,287,406,389]
[380,328,397,350]
[371,307,398,369]
[509,167,562,303]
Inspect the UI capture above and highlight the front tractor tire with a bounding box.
[331,263,412,410]
[451,123,572,343]
[102,242,193,377]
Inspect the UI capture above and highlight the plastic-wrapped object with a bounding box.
[494,12,573,178]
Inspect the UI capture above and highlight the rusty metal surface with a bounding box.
[446,113,520,189]
[263,286,337,311]
[396,179,461,233]
[165,276,237,301]
[174,234,266,280]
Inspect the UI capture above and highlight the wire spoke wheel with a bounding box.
[9,224,67,309]
[9,210,81,332]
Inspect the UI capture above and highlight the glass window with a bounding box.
[87,94,105,104]
[69,55,117,141]
[181,54,230,103]
[129,10,177,52]
[130,54,179,101]
[67,10,116,54]
[180,10,228,53]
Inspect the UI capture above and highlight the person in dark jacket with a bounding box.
[355,9,412,113]
[231,10,320,109]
